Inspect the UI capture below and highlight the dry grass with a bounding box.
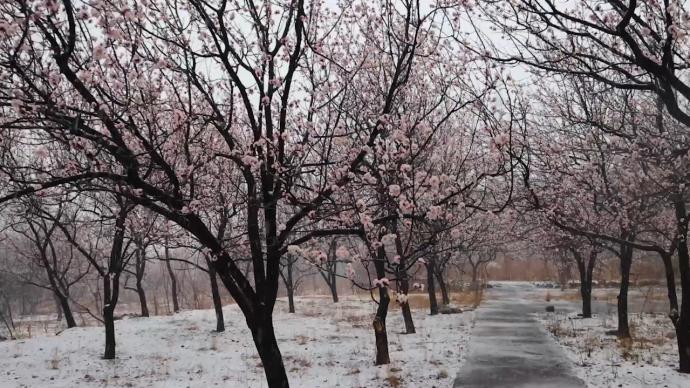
[406,293,433,310]
[285,355,312,372]
[544,320,575,338]
[405,290,484,310]
[384,370,402,388]
[297,305,322,318]
[185,324,200,332]
[210,335,219,351]
[452,289,484,308]
[294,335,310,345]
[345,368,361,375]
[49,348,60,370]
[341,313,369,329]
[546,312,674,365]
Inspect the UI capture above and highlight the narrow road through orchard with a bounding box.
[454,283,585,388]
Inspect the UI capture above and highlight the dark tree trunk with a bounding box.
[136,282,149,317]
[617,243,633,338]
[103,305,116,359]
[373,285,390,365]
[251,316,289,388]
[102,274,118,360]
[102,204,126,360]
[135,247,149,317]
[392,229,415,334]
[44,266,76,328]
[321,240,339,303]
[57,294,77,328]
[581,284,592,319]
[435,269,450,305]
[287,286,295,314]
[470,263,480,291]
[329,270,339,303]
[165,245,180,313]
[677,325,690,374]
[427,257,438,315]
[208,265,225,332]
[574,248,596,319]
[660,251,688,372]
[211,252,289,388]
[400,275,416,334]
[287,262,295,314]
[673,199,690,373]
[371,244,391,365]
[54,294,63,322]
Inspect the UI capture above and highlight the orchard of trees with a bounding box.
[0,0,689,387]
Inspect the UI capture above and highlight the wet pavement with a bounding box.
[453,283,585,388]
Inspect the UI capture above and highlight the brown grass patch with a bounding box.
[452,290,484,308]
[385,372,402,388]
[342,313,369,328]
[49,348,60,370]
[405,290,484,310]
[285,355,312,372]
[294,335,310,345]
[298,306,322,317]
[406,293,432,310]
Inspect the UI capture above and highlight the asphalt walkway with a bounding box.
[453,283,585,388]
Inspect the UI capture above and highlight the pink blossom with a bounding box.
[388,184,401,197]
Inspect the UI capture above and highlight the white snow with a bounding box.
[538,310,690,388]
[0,295,474,387]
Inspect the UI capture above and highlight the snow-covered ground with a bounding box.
[0,295,474,387]
[538,310,690,388]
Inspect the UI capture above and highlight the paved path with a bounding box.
[454,283,585,388]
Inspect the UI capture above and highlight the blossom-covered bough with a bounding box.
[464,0,690,372]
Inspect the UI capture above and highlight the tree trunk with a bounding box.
[102,275,117,360]
[673,199,690,373]
[102,204,126,359]
[103,305,116,359]
[286,259,296,313]
[677,326,690,374]
[287,287,295,314]
[329,270,339,303]
[581,283,592,319]
[662,249,689,372]
[574,248,596,319]
[427,259,438,315]
[617,243,633,338]
[252,317,290,388]
[470,263,480,291]
[57,294,77,328]
[209,265,225,332]
[44,267,76,328]
[373,285,390,365]
[400,274,416,334]
[54,294,63,322]
[165,245,180,313]
[135,247,149,317]
[435,269,450,305]
[136,281,149,317]
[371,243,391,365]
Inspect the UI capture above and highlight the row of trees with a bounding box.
[467,0,690,373]
[5,0,688,385]
[0,1,519,387]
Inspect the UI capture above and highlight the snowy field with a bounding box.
[0,295,474,388]
[538,309,690,387]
